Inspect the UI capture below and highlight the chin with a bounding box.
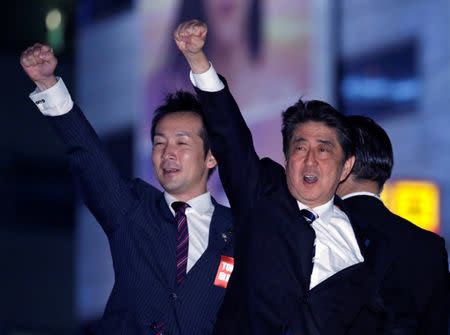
[161,182,179,194]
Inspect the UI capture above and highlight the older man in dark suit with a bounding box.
[336,115,449,334]
[174,21,383,335]
[20,43,235,335]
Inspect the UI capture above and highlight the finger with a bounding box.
[23,55,37,67]
[41,44,52,53]
[20,47,32,63]
[33,47,42,58]
[20,55,31,67]
[178,22,192,38]
[178,20,203,37]
[174,25,183,42]
[175,22,190,41]
[39,52,53,61]
[39,48,55,61]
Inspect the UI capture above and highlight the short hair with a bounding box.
[151,90,211,160]
[281,99,354,161]
[347,115,393,189]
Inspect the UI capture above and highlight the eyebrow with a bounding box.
[317,139,335,147]
[292,137,306,144]
[292,137,335,147]
[154,131,194,138]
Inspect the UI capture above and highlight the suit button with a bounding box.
[149,322,157,329]
[169,292,178,300]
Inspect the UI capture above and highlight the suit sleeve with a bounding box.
[46,104,135,233]
[417,237,449,335]
[381,236,449,335]
[194,77,264,215]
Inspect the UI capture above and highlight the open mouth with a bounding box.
[163,168,180,175]
[303,174,318,184]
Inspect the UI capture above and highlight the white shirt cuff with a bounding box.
[189,63,225,92]
[29,77,74,116]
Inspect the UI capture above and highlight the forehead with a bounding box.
[292,121,340,144]
[155,112,203,135]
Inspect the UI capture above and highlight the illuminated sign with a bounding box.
[381,180,440,233]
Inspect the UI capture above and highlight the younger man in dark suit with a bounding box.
[20,43,235,335]
[337,115,449,334]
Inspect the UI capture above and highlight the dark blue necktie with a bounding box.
[300,208,317,274]
[172,201,190,286]
[300,208,316,224]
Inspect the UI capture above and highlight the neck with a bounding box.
[337,176,380,198]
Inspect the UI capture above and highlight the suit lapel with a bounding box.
[157,193,174,223]
[208,199,234,247]
[343,196,396,284]
[284,194,316,290]
[336,196,370,259]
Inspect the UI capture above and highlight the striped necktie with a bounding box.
[299,208,316,224]
[300,208,318,270]
[172,201,190,285]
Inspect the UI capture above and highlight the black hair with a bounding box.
[347,115,393,190]
[281,99,354,161]
[151,90,212,161]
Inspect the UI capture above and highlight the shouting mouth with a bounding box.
[303,174,318,184]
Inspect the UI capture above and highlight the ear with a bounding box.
[340,155,355,182]
[206,151,218,169]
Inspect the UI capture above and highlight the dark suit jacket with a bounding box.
[47,105,235,335]
[343,195,449,335]
[194,80,379,335]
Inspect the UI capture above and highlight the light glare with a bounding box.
[46,9,62,31]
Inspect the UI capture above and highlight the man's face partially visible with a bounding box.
[285,121,354,207]
[152,112,217,201]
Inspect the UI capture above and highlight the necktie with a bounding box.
[300,208,317,272]
[299,208,316,224]
[172,201,190,285]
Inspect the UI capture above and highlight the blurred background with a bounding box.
[1,0,449,333]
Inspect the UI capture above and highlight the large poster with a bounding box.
[138,0,313,204]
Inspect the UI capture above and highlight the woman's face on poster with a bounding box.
[204,0,252,43]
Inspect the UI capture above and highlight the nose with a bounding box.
[162,143,176,160]
[304,149,316,166]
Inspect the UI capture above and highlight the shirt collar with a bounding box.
[341,191,381,200]
[296,197,334,223]
[164,192,214,216]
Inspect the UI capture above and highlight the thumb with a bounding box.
[40,52,53,61]
[39,46,54,60]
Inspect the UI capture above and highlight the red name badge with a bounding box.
[214,256,234,288]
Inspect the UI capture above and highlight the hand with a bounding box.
[174,20,210,74]
[174,20,207,56]
[20,43,58,90]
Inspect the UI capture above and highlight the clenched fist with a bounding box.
[174,20,210,74]
[174,20,207,55]
[20,43,58,90]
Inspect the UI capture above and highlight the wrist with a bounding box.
[185,51,210,74]
[35,75,58,91]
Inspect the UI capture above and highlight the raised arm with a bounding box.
[20,44,135,233]
[174,21,280,214]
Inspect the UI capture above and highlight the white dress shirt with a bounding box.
[297,199,364,288]
[165,192,214,272]
[29,78,214,272]
[190,65,364,288]
[341,191,381,200]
